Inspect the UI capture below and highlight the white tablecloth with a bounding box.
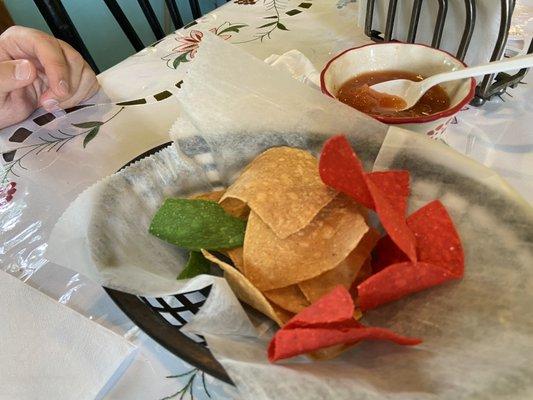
[0,1,531,398]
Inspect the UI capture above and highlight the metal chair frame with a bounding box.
[364,0,532,105]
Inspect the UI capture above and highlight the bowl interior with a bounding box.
[322,43,473,114]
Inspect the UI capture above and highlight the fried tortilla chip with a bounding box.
[192,190,225,202]
[226,246,244,272]
[309,345,350,361]
[150,199,246,251]
[353,259,373,288]
[299,228,379,303]
[202,250,284,326]
[264,285,310,314]
[267,286,421,362]
[193,190,249,219]
[219,197,250,219]
[221,147,336,239]
[243,194,368,291]
[270,303,294,326]
[178,251,211,279]
[319,135,417,262]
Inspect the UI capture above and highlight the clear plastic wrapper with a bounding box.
[44,35,533,399]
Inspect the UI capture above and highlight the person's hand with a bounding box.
[0,26,99,129]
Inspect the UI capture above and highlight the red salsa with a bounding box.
[337,70,450,118]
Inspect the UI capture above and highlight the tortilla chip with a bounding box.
[358,261,456,311]
[298,228,379,303]
[178,251,211,279]
[270,303,294,326]
[226,247,244,272]
[268,324,422,362]
[219,197,250,219]
[365,177,417,262]
[308,345,350,361]
[243,194,368,291]
[284,286,354,329]
[319,135,374,209]
[264,285,310,314]
[354,259,373,286]
[366,170,410,217]
[150,199,246,251]
[221,147,336,239]
[192,190,249,219]
[359,200,464,311]
[268,286,421,362]
[202,250,283,326]
[192,190,225,202]
[304,316,363,360]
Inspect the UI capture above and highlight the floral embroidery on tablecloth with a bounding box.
[161,368,211,400]
[0,107,125,184]
[160,0,315,67]
[234,0,314,44]
[162,22,248,69]
[0,181,16,205]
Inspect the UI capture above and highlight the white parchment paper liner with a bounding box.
[48,35,533,399]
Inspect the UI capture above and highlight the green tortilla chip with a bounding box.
[178,251,211,279]
[150,198,246,251]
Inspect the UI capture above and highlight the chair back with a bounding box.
[33,0,206,73]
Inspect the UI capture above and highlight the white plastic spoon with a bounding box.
[370,53,533,111]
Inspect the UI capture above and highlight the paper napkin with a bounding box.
[0,271,136,400]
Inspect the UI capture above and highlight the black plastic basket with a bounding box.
[106,142,232,384]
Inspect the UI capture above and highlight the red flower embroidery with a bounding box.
[176,30,203,58]
[0,181,16,205]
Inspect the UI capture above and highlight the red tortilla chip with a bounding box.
[284,285,353,329]
[407,200,464,276]
[371,234,405,273]
[366,170,410,216]
[319,135,417,262]
[268,322,422,362]
[319,135,374,209]
[358,261,457,310]
[373,200,463,274]
[268,286,422,361]
[361,200,464,310]
[264,285,310,314]
[365,176,417,262]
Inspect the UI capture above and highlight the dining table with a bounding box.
[1,0,531,399]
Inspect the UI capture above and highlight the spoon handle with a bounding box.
[420,53,533,92]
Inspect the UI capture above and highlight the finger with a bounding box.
[56,65,99,110]
[40,40,94,110]
[34,37,72,100]
[0,59,36,95]
[1,27,69,97]
[59,40,85,90]
[40,40,86,107]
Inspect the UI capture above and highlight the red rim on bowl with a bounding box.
[320,42,476,124]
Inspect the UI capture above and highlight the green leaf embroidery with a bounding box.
[277,22,289,31]
[173,52,190,69]
[83,127,100,148]
[178,251,212,280]
[149,198,246,251]
[263,15,279,19]
[72,121,103,129]
[257,22,277,29]
[218,24,248,35]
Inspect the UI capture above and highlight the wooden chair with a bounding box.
[33,0,211,73]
